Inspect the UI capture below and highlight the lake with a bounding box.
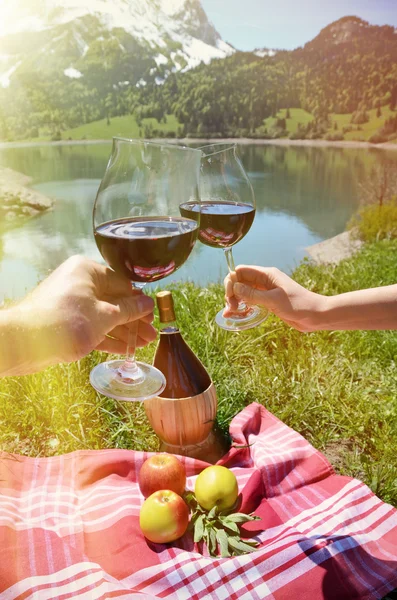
[0,142,395,302]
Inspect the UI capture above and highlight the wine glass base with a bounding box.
[90,360,166,402]
[215,305,268,332]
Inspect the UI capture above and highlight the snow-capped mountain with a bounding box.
[0,0,234,88]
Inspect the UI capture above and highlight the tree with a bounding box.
[390,86,397,111]
[376,105,381,118]
[359,162,397,208]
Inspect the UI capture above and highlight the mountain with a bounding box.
[294,16,397,115]
[1,13,396,143]
[0,0,234,89]
[146,15,397,139]
[303,15,387,49]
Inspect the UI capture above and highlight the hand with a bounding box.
[2,256,157,375]
[224,265,325,332]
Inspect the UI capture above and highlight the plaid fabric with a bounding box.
[0,402,396,599]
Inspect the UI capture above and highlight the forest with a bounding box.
[0,16,396,142]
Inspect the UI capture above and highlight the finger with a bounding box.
[223,300,238,317]
[224,272,237,300]
[233,282,276,310]
[100,294,155,329]
[94,263,140,297]
[135,320,157,344]
[96,337,127,355]
[235,265,280,290]
[108,321,157,345]
[140,311,154,324]
[135,334,155,348]
[106,324,130,344]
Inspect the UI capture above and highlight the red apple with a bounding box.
[138,454,186,498]
[139,489,189,544]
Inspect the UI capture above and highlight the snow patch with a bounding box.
[0,62,21,88]
[64,67,83,78]
[72,29,89,56]
[216,39,234,55]
[254,49,277,58]
[159,0,187,16]
[182,37,228,69]
[154,54,168,66]
[0,0,235,71]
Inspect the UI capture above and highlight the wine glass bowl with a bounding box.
[181,143,268,331]
[91,138,202,401]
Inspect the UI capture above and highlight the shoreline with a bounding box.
[0,137,396,151]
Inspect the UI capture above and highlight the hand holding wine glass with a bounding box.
[91,138,202,401]
[180,143,268,331]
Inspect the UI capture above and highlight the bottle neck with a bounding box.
[159,321,179,333]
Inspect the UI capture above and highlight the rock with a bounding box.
[305,230,363,265]
[0,167,32,187]
[5,211,18,222]
[21,206,40,217]
[0,167,53,229]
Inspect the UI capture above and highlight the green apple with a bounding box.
[139,489,189,544]
[195,465,238,511]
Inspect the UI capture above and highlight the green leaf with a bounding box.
[219,519,240,534]
[228,537,259,555]
[194,514,205,543]
[216,529,231,558]
[208,527,217,556]
[207,506,218,519]
[223,513,261,524]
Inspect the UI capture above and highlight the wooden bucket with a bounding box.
[144,382,218,449]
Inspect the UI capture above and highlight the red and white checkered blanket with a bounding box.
[1,402,396,599]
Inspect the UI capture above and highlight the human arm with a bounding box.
[0,255,157,377]
[224,265,397,332]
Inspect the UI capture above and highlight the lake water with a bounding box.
[0,142,395,302]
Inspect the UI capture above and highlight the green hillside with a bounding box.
[263,107,397,143]
[61,114,180,141]
[25,106,397,144]
[264,108,315,134]
[330,107,396,141]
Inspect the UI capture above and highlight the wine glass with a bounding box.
[181,143,267,332]
[91,138,202,401]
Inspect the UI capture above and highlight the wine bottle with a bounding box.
[153,290,211,398]
[144,291,227,462]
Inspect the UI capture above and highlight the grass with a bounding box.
[59,114,180,141]
[330,106,396,141]
[13,105,397,144]
[264,108,314,134]
[262,106,397,142]
[1,240,397,506]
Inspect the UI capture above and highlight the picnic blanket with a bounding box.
[0,402,396,600]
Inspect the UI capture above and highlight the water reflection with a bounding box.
[0,143,396,301]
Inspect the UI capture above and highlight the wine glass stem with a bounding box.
[117,283,146,382]
[223,248,248,312]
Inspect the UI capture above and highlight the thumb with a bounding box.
[234,282,275,310]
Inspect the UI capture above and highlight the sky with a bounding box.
[200,0,397,50]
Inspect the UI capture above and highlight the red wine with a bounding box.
[95,217,198,283]
[179,201,255,248]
